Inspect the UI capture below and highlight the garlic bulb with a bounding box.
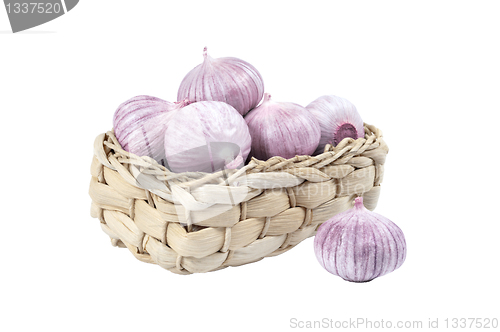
[177,47,264,116]
[244,93,321,160]
[113,95,190,166]
[306,95,365,154]
[164,101,252,173]
[314,197,406,282]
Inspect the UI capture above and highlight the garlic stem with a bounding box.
[175,99,191,108]
[354,196,364,208]
[263,92,272,103]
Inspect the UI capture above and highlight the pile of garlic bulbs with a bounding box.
[113,47,365,172]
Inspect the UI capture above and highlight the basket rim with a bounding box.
[95,123,383,172]
[92,122,387,198]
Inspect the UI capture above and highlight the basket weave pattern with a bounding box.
[89,123,388,274]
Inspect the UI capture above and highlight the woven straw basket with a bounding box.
[89,123,388,274]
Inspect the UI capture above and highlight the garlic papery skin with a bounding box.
[314,197,406,282]
[177,47,264,116]
[113,95,190,167]
[164,101,251,173]
[306,95,365,154]
[244,93,321,160]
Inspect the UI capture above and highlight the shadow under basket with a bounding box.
[89,123,388,275]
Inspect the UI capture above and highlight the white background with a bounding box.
[1,1,499,331]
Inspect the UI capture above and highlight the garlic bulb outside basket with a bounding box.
[244,93,321,160]
[306,95,365,154]
[314,197,406,282]
[177,47,264,116]
[113,95,190,167]
[164,101,252,173]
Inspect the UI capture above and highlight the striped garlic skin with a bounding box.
[113,95,189,167]
[314,197,406,282]
[306,95,365,154]
[245,93,321,160]
[164,101,252,173]
[177,48,264,116]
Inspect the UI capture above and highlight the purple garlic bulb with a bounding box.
[314,197,406,282]
[177,47,264,116]
[164,101,252,173]
[244,93,321,160]
[306,95,365,154]
[113,95,190,167]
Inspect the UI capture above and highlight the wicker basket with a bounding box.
[89,123,388,274]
